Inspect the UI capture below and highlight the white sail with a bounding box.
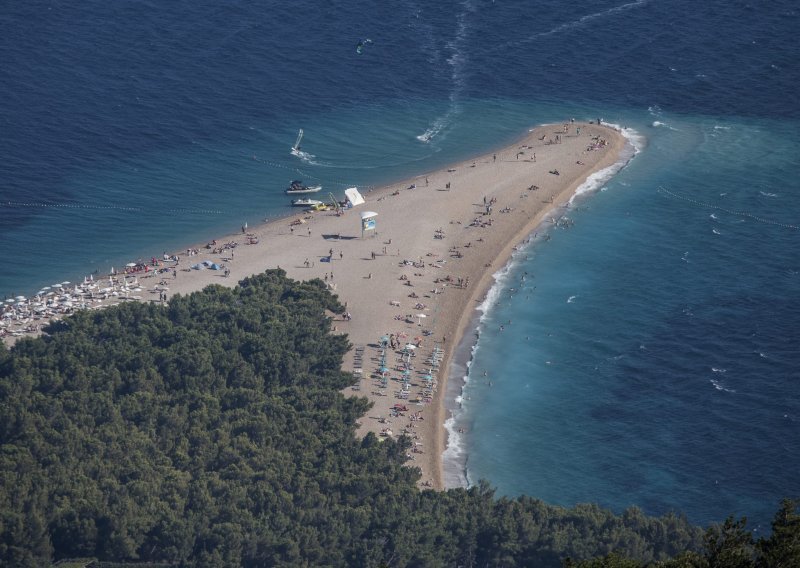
[291,129,304,154]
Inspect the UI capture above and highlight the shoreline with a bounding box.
[430,126,632,489]
[440,126,639,489]
[2,121,629,490]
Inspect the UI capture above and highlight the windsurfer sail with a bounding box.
[291,129,304,156]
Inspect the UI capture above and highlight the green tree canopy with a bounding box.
[4,269,777,567]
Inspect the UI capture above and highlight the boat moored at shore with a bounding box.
[286,180,322,194]
[291,198,323,208]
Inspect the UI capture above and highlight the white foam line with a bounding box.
[416,0,475,143]
[569,124,641,203]
[493,0,651,53]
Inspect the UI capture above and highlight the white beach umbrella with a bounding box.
[61,281,70,285]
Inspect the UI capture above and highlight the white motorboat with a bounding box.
[286,180,322,194]
[291,198,323,208]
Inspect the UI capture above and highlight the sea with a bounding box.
[2,0,798,531]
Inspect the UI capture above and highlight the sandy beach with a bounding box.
[2,121,627,489]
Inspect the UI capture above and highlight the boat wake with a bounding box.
[290,129,317,163]
[492,0,651,53]
[291,149,316,163]
[417,111,457,143]
[416,0,475,144]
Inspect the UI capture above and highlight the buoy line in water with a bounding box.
[1,201,226,215]
[251,155,363,189]
[658,187,799,230]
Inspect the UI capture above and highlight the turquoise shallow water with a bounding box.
[2,0,799,530]
[446,113,800,529]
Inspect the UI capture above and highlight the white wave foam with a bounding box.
[567,295,578,303]
[651,120,680,131]
[710,379,736,393]
[442,405,469,488]
[417,112,455,143]
[712,367,727,373]
[475,266,512,322]
[602,122,646,155]
[759,191,778,197]
[568,124,640,203]
[570,162,617,201]
[443,330,481,489]
[290,149,316,163]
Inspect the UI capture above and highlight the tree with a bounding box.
[757,498,800,568]
[704,516,755,568]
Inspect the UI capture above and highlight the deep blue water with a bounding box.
[2,0,799,529]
